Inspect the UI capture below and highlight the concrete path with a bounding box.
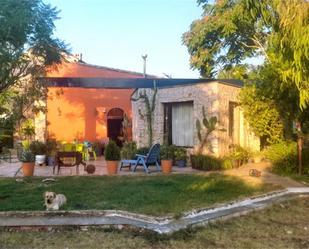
[1,187,309,234]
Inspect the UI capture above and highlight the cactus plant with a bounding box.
[196,106,218,154]
[132,81,157,147]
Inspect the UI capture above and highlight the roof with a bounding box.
[46,61,155,78]
[45,78,243,89]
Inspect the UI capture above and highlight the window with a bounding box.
[164,102,194,147]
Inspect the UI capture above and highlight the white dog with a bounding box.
[44,191,67,211]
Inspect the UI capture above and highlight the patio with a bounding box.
[0,157,198,178]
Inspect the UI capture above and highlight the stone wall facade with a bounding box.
[132,81,260,156]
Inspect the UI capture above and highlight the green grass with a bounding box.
[290,174,309,184]
[0,174,276,215]
[1,197,309,249]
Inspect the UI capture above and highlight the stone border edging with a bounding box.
[1,187,309,234]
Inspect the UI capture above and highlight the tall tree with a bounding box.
[183,0,309,108]
[0,0,67,93]
[184,0,309,173]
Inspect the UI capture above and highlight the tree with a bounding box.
[183,0,309,108]
[184,0,309,174]
[0,0,67,93]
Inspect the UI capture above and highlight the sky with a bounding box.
[45,0,203,78]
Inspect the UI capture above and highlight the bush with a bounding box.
[222,158,233,170]
[191,154,222,171]
[104,140,121,161]
[121,142,137,159]
[19,150,35,163]
[160,144,175,160]
[136,146,150,156]
[264,141,309,175]
[46,139,57,156]
[29,141,47,155]
[174,147,187,161]
[229,145,251,164]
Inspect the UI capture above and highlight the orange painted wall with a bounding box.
[47,87,134,142]
[45,61,142,142]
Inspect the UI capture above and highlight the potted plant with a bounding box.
[19,150,35,176]
[160,144,174,173]
[120,142,137,160]
[46,139,57,166]
[93,141,104,157]
[104,140,121,175]
[30,141,47,166]
[174,147,187,167]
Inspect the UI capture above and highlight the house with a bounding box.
[131,79,260,156]
[35,54,151,144]
[35,55,259,156]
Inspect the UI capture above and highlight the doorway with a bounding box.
[107,108,124,146]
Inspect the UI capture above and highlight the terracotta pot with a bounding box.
[22,162,35,177]
[161,160,173,174]
[106,160,119,175]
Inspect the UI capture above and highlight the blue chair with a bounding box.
[120,144,161,173]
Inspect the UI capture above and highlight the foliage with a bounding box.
[184,0,308,108]
[196,106,218,153]
[19,150,35,163]
[191,154,222,171]
[228,145,251,166]
[104,140,120,161]
[160,144,175,160]
[264,141,309,175]
[131,82,157,147]
[222,158,234,170]
[29,140,47,155]
[21,119,35,141]
[136,146,150,156]
[218,64,250,80]
[174,147,187,161]
[46,139,57,156]
[239,81,284,145]
[0,0,67,93]
[120,113,130,143]
[120,142,137,160]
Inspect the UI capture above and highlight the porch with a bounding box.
[0,157,198,178]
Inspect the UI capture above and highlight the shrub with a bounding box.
[29,141,47,155]
[263,141,309,175]
[46,139,57,156]
[19,150,35,163]
[229,145,251,165]
[160,144,175,160]
[121,142,137,159]
[104,140,121,161]
[191,154,222,171]
[136,146,150,156]
[174,147,187,161]
[222,158,233,170]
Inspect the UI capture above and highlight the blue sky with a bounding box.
[46,0,203,78]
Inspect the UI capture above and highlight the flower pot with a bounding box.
[35,155,46,166]
[47,156,55,166]
[161,160,173,174]
[22,162,35,176]
[106,160,119,175]
[175,160,186,167]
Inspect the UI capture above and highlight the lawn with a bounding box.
[1,196,309,249]
[0,174,276,215]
